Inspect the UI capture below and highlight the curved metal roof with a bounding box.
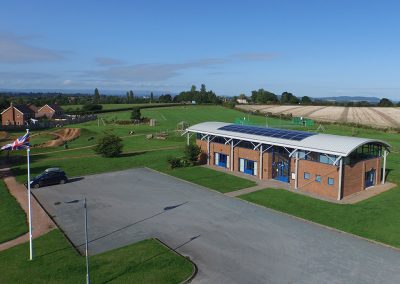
[187,122,391,157]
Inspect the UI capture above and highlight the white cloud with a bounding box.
[0,33,64,64]
[95,57,125,66]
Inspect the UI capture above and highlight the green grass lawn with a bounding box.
[0,229,194,284]
[61,103,176,111]
[5,105,400,249]
[239,146,400,247]
[0,180,27,243]
[162,166,256,193]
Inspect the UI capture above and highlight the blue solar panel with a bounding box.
[218,124,317,141]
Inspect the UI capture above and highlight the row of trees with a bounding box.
[242,89,312,105]
[237,89,397,107]
[173,84,221,104]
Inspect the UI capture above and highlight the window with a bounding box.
[328,178,334,185]
[319,154,336,165]
[304,172,310,180]
[315,175,321,183]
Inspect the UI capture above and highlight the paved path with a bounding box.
[33,168,400,284]
[0,168,55,251]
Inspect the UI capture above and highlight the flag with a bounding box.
[1,131,30,151]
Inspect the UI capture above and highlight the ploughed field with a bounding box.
[236,105,400,129]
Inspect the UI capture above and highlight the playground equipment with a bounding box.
[292,117,314,127]
[176,121,190,134]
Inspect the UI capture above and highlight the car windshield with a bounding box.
[35,172,47,179]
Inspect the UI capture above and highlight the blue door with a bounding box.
[272,147,290,182]
[239,158,258,176]
[365,169,376,188]
[215,153,228,168]
[219,154,227,168]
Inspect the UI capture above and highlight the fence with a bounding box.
[0,115,97,131]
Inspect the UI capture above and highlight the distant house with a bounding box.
[1,103,36,126]
[37,104,64,119]
[26,103,38,114]
[236,98,248,104]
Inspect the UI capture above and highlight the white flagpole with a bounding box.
[26,129,33,260]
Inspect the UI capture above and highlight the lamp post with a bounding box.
[65,197,90,284]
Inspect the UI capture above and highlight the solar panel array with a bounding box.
[218,124,317,141]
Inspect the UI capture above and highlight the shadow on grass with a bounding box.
[117,151,146,158]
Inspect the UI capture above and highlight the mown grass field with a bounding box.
[0,180,27,243]
[0,229,194,284]
[3,104,400,248]
[61,103,176,111]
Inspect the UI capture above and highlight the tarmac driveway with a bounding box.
[33,168,400,284]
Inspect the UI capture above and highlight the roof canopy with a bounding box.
[187,122,391,157]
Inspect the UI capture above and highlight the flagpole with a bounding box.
[26,129,33,261]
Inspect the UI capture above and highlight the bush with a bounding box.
[167,157,182,169]
[131,107,141,120]
[82,104,103,111]
[184,144,201,163]
[94,134,123,157]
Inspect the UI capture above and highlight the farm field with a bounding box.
[236,104,400,129]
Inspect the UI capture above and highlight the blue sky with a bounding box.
[0,0,399,99]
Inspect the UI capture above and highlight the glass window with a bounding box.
[315,175,321,183]
[304,172,310,180]
[328,178,334,185]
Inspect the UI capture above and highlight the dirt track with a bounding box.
[41,128,81,147]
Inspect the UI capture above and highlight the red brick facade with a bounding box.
[196,139,383,200]
[1,104,34,126]
[343,157,381,197]
[290,159,339,199]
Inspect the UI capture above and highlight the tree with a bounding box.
[250,89,277,103]
[82,104,102,111]
[200,84,206,94]
[131,107,141,120]
[378,98,394,107]
[281,92,298,104]
[94,134,123,157]
[150,92,154,103]
[301,96,312,104]
[129,90,134,101]
[94,88,100,104]
[159,94,172,103]
[190,85,197,92]
[184,144,201,163]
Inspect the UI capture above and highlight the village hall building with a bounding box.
[185,122,390,200]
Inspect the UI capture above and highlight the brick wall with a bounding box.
[290,159,339,199]
[210,142,231,167]
[37,105,55,119]
[196,139,208,164]
[343,157,381,197]
[1,107,25,126]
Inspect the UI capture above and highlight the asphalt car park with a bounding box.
[33,168,400,284]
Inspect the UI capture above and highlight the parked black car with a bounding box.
[27,168,68,189]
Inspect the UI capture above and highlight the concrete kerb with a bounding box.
[155,238,198,284]
[144,167,228,196]
[146,167,400,254]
